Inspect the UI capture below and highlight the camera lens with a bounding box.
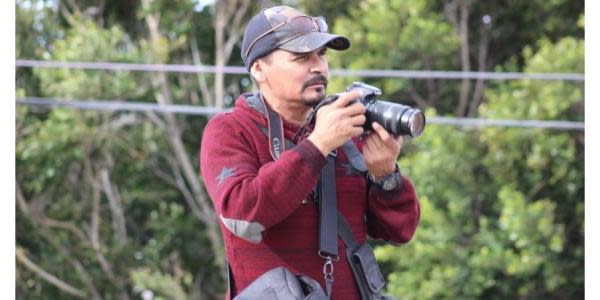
[406,109,425,137]
[365,101,426,137]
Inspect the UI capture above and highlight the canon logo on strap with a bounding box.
[272,137,281,159]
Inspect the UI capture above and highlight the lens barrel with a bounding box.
[338,82,426,137]
[364,100,426,137]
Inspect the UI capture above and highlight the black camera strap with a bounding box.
[259,93,286,161]
[342,140,368,173]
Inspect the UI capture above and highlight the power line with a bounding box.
[16,97,584,131]
[15,60,585,81]
[16,60,248,75]
[430,116,584,130]
[17,97,226,115]
[331,69,584,81]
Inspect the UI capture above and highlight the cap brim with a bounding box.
[278,32,350,53]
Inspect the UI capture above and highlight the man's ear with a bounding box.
[250,61,265,82]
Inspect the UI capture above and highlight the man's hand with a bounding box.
[363,122,403,178]
[308,90,366,156]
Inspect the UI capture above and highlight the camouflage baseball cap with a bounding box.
[241,6,351,71]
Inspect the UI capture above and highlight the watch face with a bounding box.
[382,177,397,191]
[369,170,401,191]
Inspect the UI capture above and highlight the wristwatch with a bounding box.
[368,167,402,191]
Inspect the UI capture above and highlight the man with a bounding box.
[200,6,420,299]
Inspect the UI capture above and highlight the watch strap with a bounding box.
[368,165,402,191]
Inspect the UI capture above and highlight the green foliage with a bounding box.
[34,18,145,99]
[16,3,219,298]
[130,268,189,300]
[16,0,62,97]
[468,0,584,67]
[298,0,361,29]
[482,38,583,121]
[378,35,583,299]
[328,0,459,96]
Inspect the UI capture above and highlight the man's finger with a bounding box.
[395,135,404,147]
[332,90,363,108]
[349,114,367,127]
[363,137,374,156]
[344,102,366,116]
[351,127,365,137]
[371,122,393,143]
[366,129,385,150]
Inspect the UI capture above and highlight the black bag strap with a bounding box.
[317,155,339,298]
[336,211,360,253]
[318,155,339,257]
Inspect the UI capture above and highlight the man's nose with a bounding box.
[308,53,327,74]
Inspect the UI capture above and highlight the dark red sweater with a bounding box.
[200,94,420,299]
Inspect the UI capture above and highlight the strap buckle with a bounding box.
[323,257,334,281]
[321,255,337,297]
[318,251,339,261]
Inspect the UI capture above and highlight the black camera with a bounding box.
[324,82,425,137]
[304,82,426,138]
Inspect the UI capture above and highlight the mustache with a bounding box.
[302,75,328,90]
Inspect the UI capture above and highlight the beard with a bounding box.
[300,74,328,107]
[300,89,326,107]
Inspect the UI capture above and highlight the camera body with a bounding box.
[345,82,426,137]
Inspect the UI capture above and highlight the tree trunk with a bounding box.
[455,0,471,117]
[100,168,128,245]
[214,2,226,108]
[468,18,492,117]
[213,0,252,108]
[16,247,87,299]
[190,35,213,106]
[142,0,226,270]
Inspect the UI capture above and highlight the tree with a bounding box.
[15,0,257,297]
[376,33,583,300]
[327,0,460,111]
[327,0,583,116]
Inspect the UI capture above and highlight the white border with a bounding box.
[3,0,16,299]
[585,0,596,299]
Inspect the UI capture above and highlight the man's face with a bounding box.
[260,47,329,107]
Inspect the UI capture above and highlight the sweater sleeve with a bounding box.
[365,175,421,244]
[200,114,327,244]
